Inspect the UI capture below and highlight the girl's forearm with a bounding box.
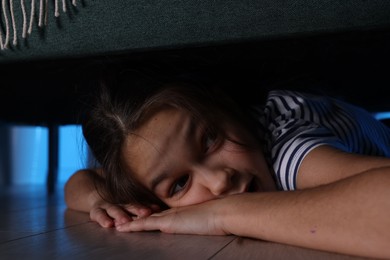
[64,169,105,212]
[220,167,390,259]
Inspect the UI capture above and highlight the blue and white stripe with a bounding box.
[252,90,390,191]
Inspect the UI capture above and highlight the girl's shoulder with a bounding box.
[266,89,330,106]
[262,89,366,118]
[261,89,334,118]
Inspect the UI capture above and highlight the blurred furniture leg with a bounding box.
[47,124,59,194]
[0,124,11,186]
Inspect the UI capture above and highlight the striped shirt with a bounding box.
[251,90,390,191]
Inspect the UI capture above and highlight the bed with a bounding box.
[1,0,389,191]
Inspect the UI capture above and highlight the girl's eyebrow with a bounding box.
[151,171,169,192]
[148,116,198,192]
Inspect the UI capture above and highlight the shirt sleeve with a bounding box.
[268,117,349,191]
[254,90,390,191]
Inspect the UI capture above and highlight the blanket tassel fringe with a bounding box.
[0,0,78,50]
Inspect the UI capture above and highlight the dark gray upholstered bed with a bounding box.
[0,0,389,62]
[1,0,389,122]
[1,0,389,191]
[0,0,389,123]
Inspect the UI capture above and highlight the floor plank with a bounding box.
[0,184,64,212]
[212,237,369,260]
[0,231,37,244]
[0,184,84,243]
[0,184,374,259]
[0,221,235,259]
[0,205,89,241]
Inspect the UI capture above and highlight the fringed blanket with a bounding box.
[0,0,78,50]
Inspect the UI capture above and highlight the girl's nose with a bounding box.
[196,166,235,196]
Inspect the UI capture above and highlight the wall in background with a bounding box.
[4,124,87,186]
[10,126,48,185]
[59,125,89,183]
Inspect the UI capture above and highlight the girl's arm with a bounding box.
[116,148,390,259]
[222,168,390,259]
[118,167,390,258]
[64,169,157,227]
[64,168,105,212]
[297,145,390,189]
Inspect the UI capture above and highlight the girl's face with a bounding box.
[122,107,276,208]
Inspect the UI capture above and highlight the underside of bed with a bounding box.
[0,0,389,125]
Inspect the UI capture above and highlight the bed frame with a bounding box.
[1,0,389,191]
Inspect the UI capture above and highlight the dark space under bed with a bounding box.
[0,0,389,125]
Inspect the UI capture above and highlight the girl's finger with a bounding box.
[90,207,114,228]
[105,205,133,225]
[123,204,161,217]
[116,217,160,232]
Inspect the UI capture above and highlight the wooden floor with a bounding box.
[0,184,369,260]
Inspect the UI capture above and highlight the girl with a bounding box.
[65,72,390,259]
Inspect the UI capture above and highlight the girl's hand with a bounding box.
[90,201,160,228]
[115,199,229,236]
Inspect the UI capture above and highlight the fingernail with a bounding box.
[139,208,150,216]
[120,218,130,224]
[116,225,123,231]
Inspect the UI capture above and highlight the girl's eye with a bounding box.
[171,175,189,196]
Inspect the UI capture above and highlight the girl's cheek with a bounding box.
[167,188,216,208]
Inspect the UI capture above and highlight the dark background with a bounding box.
[1,27,389,126]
